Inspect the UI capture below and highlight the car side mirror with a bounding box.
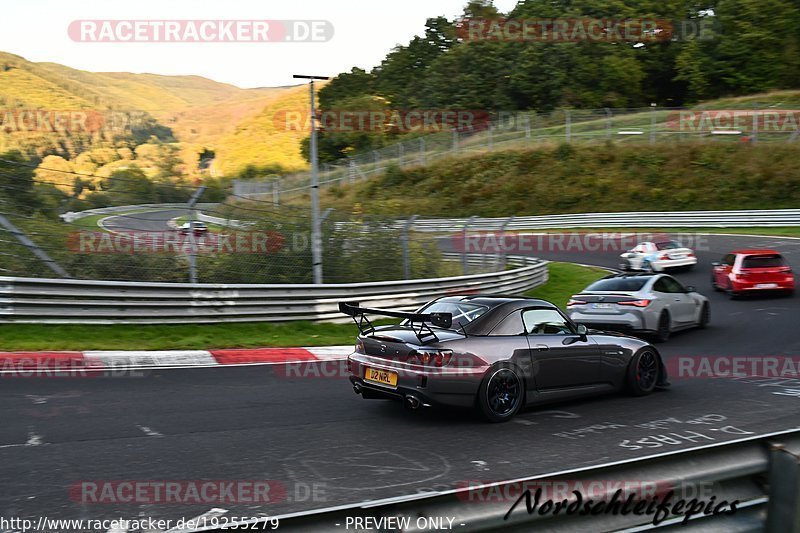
[576,324,588,338]
[685,286,696,293]
[711,261,721,267]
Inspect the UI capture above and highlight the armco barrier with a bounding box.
[60,203,219,223]
[193,428,800,532]
[410,208,800,232]
[0,255,547,324]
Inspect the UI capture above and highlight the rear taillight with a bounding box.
[687,252,695,257]
[779,266,793,274]
[408,349,453,367]
[567,297,587,307]
[659,254,669,260]
[618,299,651,307]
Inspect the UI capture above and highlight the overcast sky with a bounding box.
[1,0,518,88]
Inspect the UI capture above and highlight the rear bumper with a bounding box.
[730,277,795,293]
[347,353,486,408]
[567,309,649,332]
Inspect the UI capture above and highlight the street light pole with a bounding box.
[294,74,329,284]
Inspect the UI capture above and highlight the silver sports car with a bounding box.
[341,296,669,422]
[566,273,710,342]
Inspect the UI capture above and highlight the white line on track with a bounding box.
[0,431,45,449]
[136,425,163,438]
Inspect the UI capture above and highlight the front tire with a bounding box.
[627,348,660,396]
[478,365,524,423]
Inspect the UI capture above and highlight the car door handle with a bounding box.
[535,344,549,351]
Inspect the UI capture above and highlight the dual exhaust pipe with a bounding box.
[352,383,426,410]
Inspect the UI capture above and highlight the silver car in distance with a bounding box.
[620,240,697,272]
[566,273,710,342]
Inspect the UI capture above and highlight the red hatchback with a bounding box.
[711,249,795,298]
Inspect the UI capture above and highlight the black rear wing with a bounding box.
[338,302,452,343]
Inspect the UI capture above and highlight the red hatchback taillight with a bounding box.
[408,349,453,367]
[617,299,652,307]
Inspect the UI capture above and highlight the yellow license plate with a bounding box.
[364,367,398,387]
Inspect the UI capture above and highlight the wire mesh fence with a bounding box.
[0,157,492,283]
[237,105,800,202]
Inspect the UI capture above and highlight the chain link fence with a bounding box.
[0,159,496,283]
[236,105,800,202]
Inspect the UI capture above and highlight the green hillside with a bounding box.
[0,51,311,177]
[311,141,800,217]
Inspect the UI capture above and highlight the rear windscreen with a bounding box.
[655,241,681,251]
[742,255,786,268]
[584,278,649,292]
[415,301,488,329]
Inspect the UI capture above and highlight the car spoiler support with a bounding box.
[338,302,452,343]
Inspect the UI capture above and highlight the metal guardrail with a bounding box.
[410,209,800,232]
[194,428,800,532]
[60,203,220,223]
[0,255,547,324]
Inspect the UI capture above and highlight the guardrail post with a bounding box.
[452,130,459,152]
[650,103,657,145]
[348,160,356,184]
[272,179,280,207]
[605,107,612,139]
[766,443,800,532]
[373,150,380,167]
[401,215,418,280]
[498,216,514,270]
[565,110,571,143]
[462,215,476,275]
[524,115,531,140]
[419,137,426,166]
[186,186,207,284]
[488,123,493,149]
[0,214,71,278]
[398,142,404,166]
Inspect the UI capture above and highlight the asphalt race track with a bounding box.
[99,209,187,233]
[2,230,800,526]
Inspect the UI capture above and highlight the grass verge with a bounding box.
[523,261,609,306]
[0,263,608,351]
